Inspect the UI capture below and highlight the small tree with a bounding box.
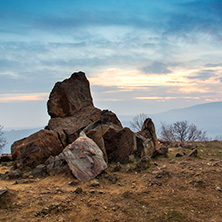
[160,121,207,142]
[129,113,148,131]
[0,125,6,152]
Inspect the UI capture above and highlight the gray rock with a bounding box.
[136,156,151,171]
[188,149,198,157]
[63,133,107,181]
[7,169,23,179]
[32,164,47,177]
[90,179,100,187]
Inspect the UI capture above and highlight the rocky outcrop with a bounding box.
[11,71,159,177]
[11,72,101,169]
[11,130,66,169]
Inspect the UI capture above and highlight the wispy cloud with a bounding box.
[0,93,48,103]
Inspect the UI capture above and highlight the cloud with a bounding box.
[205,63,222,68]
[188,70,215,80]
[141,62,172,74]
[135,96,200,101]
[0,93,48,103]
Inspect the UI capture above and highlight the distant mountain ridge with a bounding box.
[119,102,222,140]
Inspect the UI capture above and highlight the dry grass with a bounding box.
[0,141,222,222]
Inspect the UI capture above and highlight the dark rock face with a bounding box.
[104,127,137,163]
[62,133,107,181]
[47,106,101,144]
[11,130,66,169]
[100,110,122,127]
[47,72,94,118]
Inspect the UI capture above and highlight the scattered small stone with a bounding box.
[89,189,95,193]
[90,179,100,187]
[6,169,23,179]
[113,162,122,172]
[213,163,219,166]
[124,166,131,173]
[74,187,83,194]
[14,180,24,184]
[0,187,8,197]
[128,154,136,163]
[136,156,151,171]
[216,186,222,192]
[108,173,118,184]
[32,164,47,177]
[175,153,184,157]
[188,149,198,157]
[68,180,79,186]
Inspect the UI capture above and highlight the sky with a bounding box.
[0,0,222,128]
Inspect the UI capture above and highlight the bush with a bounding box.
[129,113,148,131]
[160,120,207,142]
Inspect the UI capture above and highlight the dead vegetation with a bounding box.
[1,141,222,222]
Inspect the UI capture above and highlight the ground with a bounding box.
[0,141,222,222]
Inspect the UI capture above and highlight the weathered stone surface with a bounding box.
[136,134,155,158]
[47,106,101,144]
[11,130,66,169]
[47,71,94,118]
[138,118,158,151]
[32,164,47,177]
[62,133,107,181]
[44,153,70,176]
[6,169,23,179]
[104,127,137,163]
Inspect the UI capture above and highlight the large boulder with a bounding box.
[47,71,94,118]
[11,130,66,169]
[103,127,137,163]
[82,110,123,163]
[62,133,107,181]
[82,110,137,164]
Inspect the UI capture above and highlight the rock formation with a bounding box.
[11,71,160,180]
[47,71,94,118]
